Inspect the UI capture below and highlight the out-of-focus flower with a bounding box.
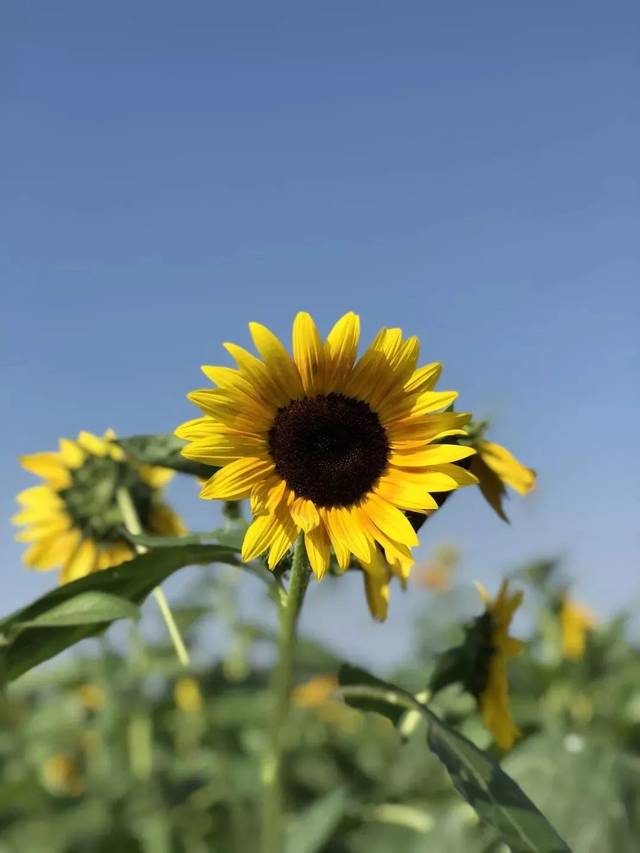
[476,580,524,750]
[174,676,204,713]
[470,439,536,522]
[415,543,459,592]
[176,311,476,619]
[292,674,339,708]
[41,753,85,797]
[13,430,184,584]
[561,598,596,661]
[77,684,106,711]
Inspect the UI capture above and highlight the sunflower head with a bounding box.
[176,312,478,618]
[14,430,183,584]
[475,580,524,750]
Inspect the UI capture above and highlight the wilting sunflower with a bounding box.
[14,430,184,584]
[470,438,536,522]
[176,311,477,616]
[476,580,524,750]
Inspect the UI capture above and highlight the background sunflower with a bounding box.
[13,430,184,584]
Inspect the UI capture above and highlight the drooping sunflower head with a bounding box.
[14,430,184,584]
[475,580,524,750]
[176,312,478,615]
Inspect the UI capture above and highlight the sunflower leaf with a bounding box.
[12,592,140,628]
[423,707,571,852]
[336,674,570,852]
[116,433,218,479]
[0,544,238,683]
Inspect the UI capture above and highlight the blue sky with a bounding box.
[2,2,638,666]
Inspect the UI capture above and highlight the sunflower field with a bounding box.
[3,313,637,852]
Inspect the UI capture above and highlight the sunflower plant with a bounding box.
[3,311,570,853]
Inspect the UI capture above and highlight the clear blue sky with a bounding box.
[2,2,638,666]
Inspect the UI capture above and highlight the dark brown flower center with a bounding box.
[268,393,389,508]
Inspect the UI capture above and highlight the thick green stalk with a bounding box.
[260,536,310,853]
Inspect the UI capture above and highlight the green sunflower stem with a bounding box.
[261,535,311,853]
[115,486,190,668]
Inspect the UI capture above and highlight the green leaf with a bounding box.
[424,710,571,853]
[337,663,407,726]
[116,433,218,479]
[285,788,347,853]
[14,592,140,628]
[336,668,571,853]
[0,543,238,683]
[122,531,228,548]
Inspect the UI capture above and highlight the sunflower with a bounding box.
[470,438,536,522]
[176,311,477,616]
[14,430,184,584]
[560,597,596,661]
[476,580,524,750]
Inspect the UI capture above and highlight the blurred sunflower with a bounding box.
[176,311,477,616]
[476,580,524,750]
[14,430,184,584]
[470,438,536,521]
[560,597,596,661]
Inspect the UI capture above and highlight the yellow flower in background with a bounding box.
[77,684,106,711]
[177,311,477,618]
[41,753,85,797]
[561,598,596,661]
[470,439,536,522]
[415,543,459,593]
[13,430,184,584]
[174,676,204,713]
[292,674,339,708]
[476,580,524,750]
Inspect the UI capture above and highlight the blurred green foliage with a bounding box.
[2,559,639,853]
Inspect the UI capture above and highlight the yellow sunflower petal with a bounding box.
[304,525,330,579]
[324,507,374,563]
[360,549,391,621]
[223,342,287,405]
[292,311,325,395]
[23,528,81,571]
[241,513,282,562]
[387,463,477,494]
[374,474,439,513]
[19,453,71,489]
[139,465,174,488]
[290,497,321,532]
[16,485,64,508]
[175,417,217,440]
[389,444,475,467]
[319,510,351,570]
[58,438,85,468]
[267,514,298,568]
[200,457,275,500]
[77,431,109,457]
[59,538,97,584]
[324,311,360,391]
[404,362,442,393]
[15,514,71,542]
[249,322,305,400]
[182,433,267,466]
[476,440,536,495]
[361,493,419,548]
